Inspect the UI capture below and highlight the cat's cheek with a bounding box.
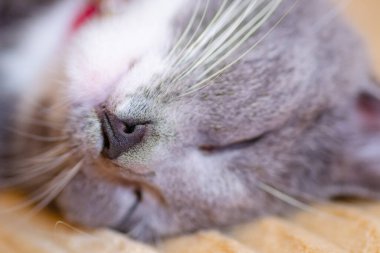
[56,171,137,228]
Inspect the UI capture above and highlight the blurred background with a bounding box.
[346,0,380,75]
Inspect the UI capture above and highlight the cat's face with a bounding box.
[12,0,380,240]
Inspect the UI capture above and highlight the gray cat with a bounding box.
[2,0,380,241]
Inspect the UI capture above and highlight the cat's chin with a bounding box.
[55,169,142,228]
[54,158,179,241]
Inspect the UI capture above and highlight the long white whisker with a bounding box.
[30,160,83,215]
[15,150,75,173]
[169,0,211,74]
[2,150,79,189]
[256,179,352,230]
[0,160,83,215]
[165,0,202,64]
[194,0,281,82]
[257,181,313,212]
[169,0,247,83]
[199,0,274,71]
[184,0,229,56]
[183,0,297,96]
[54,220,93,237]
[174,0,258,82]
[181,0,246,59]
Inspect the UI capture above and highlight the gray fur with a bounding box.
[3,0,380,241]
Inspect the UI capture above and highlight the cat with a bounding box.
[2,0,380,241]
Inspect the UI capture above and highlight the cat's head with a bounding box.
[11,0,380,240]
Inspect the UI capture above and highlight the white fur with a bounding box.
[0,0,86,95]
[65,0,188,107]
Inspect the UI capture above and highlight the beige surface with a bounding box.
[3,193,380,253]
[1,1,379,253]
[0,193,156,253]
[345,0,380,75]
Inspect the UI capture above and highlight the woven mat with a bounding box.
[0,192,379,253]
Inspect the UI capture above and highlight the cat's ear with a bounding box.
[356,87,380,131]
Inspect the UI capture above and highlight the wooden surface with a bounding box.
[3,193,380,253]
[345,0,380,75]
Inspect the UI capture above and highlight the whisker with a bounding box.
[168,0,245,85]
[257,181,328,216]
[176,0,229,61]
[15,145,69,165]
[181,0,247,60]
[20,120,61,129]
[170,0,211,68]
[183,0,289,95]
[173,0,257,83]
[197,1,273,73]
[38,100,71,114]
[32,159,83,212]
[1,149,78,189]
[15,149,76,173]
[53,220,93,237]
[1,160,83,216]
[3,127,68,142]
[6,115,62,129]
[256,179,365,231]
[164,0,203,64]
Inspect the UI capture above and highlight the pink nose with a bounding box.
[97,108,147,159]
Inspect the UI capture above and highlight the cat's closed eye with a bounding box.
[199,131,270,153]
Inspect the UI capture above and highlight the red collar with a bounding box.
[71,1,99,33]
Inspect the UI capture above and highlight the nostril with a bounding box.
[124,124,136,134]
[96,107,147,159]
[102,127,111,150]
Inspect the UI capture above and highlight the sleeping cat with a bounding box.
[1,0,380,241]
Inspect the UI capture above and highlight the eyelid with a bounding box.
[198,131,270,153]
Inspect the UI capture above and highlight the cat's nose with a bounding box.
[97,109,146,159]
